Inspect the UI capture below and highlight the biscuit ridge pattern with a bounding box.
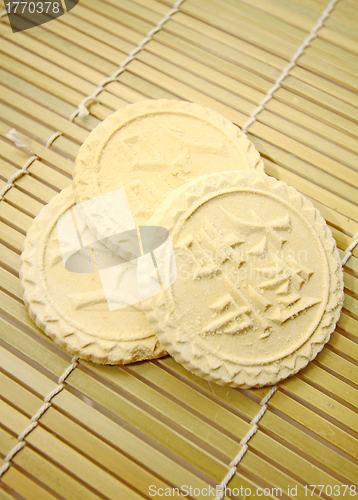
[146,172,344,388]
[20,187,164,365]
[0,356,78,478]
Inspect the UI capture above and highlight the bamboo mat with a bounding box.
[0,0,357,499]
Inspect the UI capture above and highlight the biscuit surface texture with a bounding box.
[73,100,264,243]
[143,171,344,388]
[20,186,166,364]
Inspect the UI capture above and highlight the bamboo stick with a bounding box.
[300,362,358,409]
[171,12,288,71]
[0,222,25,253]
[127,59,248,125]
[329,330,358,360]
[268,389,358,459]
[0,316,234,484]
[0,203,32,235]
[338,313,358,341]
[0,333,224,498]
[84,362,249,459]
[0,135,73,178]
[155,30,274,90]
[66,1,146,45]
[164,21,282,81]
[0,463,59,500]
[251,430,347,490]
[276,84,358,129]
[137,49,260,111]
[308,43,358,78]
[250,122,358,189]
[281,376,358,433]
[0,69,97,129]
[67,367,231,483]
[0,424,106,500]
[131,0,169,16]
[180,1,299,60]
[344,272,358,295]
[0,85,88,144]
[38,12,128,68]
[103,0,164,23]
[59,8,135,53]
[341,251,358,275]
[0,38,125,118]
[83,0,160,33]
[237,451,322,500]
[254,110,358,172]
[291,66,358,108]
[192,0,307,42]
[146,40,266,104]
[0,244,21,274]
[298,53,358,92]
[119,71,186,100]
[265,100,358,154]
[260,409,358,484]
[317,347,358,386]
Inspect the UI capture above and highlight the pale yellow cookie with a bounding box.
[143,171,344,388]
[73,99,264,245]
[20,186,166,364]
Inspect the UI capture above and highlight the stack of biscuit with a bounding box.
[20,100,344,388]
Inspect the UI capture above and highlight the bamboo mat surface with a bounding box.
[0,0,358,498]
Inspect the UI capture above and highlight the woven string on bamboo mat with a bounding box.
[0,0,357,499]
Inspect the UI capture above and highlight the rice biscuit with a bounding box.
[73,100,264,245]
[143,171,344,388]
[20,186,166,364]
